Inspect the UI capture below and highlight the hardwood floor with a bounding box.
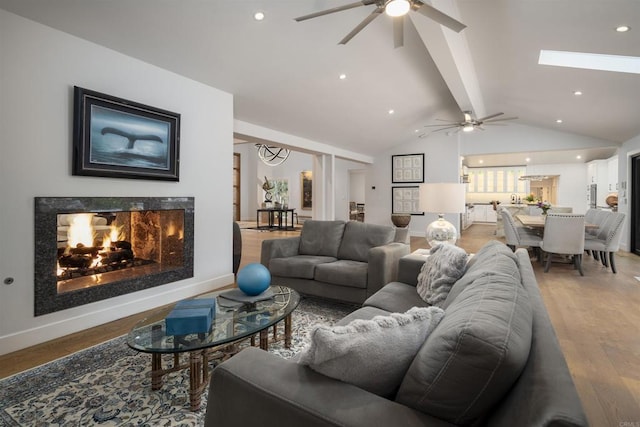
[2,224,639,425]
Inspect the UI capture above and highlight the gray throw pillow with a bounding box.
[298,306,444,398]
[416,243,468,307]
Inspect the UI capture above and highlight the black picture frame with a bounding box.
[392,153,424,183]
[73,86,181,181]
[392,186,424,215]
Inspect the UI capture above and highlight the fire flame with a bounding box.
[67,214,95,247]
[102,224,124,249]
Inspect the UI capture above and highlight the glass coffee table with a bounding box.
[127,285,300,410]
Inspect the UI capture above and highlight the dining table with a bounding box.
[515,214,599,230]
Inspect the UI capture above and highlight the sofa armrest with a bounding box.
[396,255,428,287]
[366,243,410,297]
[205,347,454,427]
[261,236,301,267]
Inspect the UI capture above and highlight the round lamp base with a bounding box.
[426,215,458,248]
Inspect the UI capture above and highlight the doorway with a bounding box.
[631,155,640,255]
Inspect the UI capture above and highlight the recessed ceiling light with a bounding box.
[339,73,346,80]
[539,50,640,74]
[556,119,563,123]
[573,90,583,96]
[576,155,582,159]
[388,109,395,115]
[254,11,265,21]
[525,157,531,162]
[479,160,484,164]
[414,129,419,133]
[616,25,630,32]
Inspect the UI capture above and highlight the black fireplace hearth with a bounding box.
[35,197,194,316]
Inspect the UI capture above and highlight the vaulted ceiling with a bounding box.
[1,0,639,158]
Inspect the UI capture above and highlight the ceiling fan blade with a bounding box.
[484,116,518,122]
[476,112,504,122]
[339,7,383,44]
[431,125,461,132]
[423,123,462,128]
[393,16,404,48]
[294,1,369,22]
[413,2,466,33]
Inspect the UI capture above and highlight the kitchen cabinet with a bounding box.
[472,204,497,223]
[586,160,608,207]
[467,167,526,194]
[607,156,618,193]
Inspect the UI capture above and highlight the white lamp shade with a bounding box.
[420,183,466,214]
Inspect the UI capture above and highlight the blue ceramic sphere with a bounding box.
[237,263,271,296]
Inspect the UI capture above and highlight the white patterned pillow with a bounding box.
[416,243,468,307]
[297,306,444,397]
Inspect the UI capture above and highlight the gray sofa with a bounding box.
[206,240,587,426]
[260,220,410,304]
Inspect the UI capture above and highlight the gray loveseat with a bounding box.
[260,220,410,304]
[206,240,587,426]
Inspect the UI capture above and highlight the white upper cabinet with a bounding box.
[467,167,526,193]
[607,156,618,193]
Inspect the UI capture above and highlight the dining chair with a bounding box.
[584,212,626,273]
[501,209,542,259]
[540,213,586,276]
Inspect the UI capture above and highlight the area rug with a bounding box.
[0,298,355,426]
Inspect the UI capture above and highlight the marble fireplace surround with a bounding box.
[34,196,194,316]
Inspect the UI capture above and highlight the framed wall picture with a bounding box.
[73,86,181,181]
[301,171,312,210]
[392,186,424,215]
[392,153,424,183]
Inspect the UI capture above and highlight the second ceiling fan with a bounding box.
[295,0,466,48]
[420,111,518,137]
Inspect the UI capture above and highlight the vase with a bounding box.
[391,213,411,228]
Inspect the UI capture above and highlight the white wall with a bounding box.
[525,164,588,213]
[461,122,617,154]
[0,10,234,355]
[349,170,366,204]
[366,132,461,236]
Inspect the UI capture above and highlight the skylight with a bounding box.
[538,50,640,74]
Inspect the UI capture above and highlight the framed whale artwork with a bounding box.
[72,86,181,181]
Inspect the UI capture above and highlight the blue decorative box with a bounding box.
[165,298,216,335]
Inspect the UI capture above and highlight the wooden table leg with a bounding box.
[259,328,269,350]
[284,313,292,349]
[189,351,206,411]
[151,353,163,390]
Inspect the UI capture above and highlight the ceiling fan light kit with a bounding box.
[385,0,411,17]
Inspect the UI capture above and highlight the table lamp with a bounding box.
[420,183,466,248]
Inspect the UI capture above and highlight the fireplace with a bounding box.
[35,197,194,316]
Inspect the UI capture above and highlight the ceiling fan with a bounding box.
[294,0,466,48]
[419,111,518,137]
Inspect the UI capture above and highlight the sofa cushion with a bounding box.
[442,240,520,310]
[416,243,468,307]
[298,306,445,398]
[314,260,368,288]
[269,255,337,279]
[364,282,429,313]
[337,221,395,262]
[299,220,346,258]
[396,273,533,425]
[335,306,391,326]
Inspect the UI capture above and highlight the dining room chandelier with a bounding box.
[256,144,290,166]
